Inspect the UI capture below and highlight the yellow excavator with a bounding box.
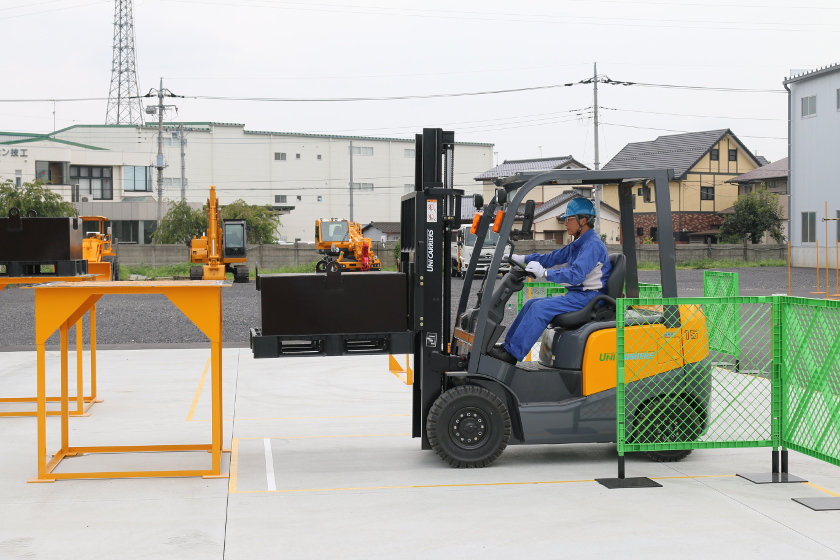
[189,186,250,283]
[314,219,381,272]
[80,216,119,281]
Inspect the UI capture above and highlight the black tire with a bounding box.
[189,266,204,280]
[315,260,328,273]
[103,255,120,281]
[635,395,700,464]
[233,266,250,283]
[427,385,511,468]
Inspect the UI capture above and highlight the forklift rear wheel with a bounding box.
[635,395,700,463]
[427,385,511,468]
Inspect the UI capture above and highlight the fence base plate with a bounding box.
[596,477,662,489]
[791,497,840,511]
[737,473,807,484]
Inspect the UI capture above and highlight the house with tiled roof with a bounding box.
[472,156,589,204]
[601,129,765,243]
[532,190,621,245]
[362,221,401,242]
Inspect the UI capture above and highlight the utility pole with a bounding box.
[179,122,187,202]
[349,140,354,222]
[592,62,602,236]
[142,78,181,224]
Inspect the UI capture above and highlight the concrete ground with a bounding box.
[2,348,840,560]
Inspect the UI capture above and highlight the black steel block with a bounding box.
[258,271,408,336]
[0,215,83,261]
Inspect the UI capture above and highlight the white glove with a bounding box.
[525,261,546,280]
[510,254,527,266]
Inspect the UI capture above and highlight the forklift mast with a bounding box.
[400,128,463,447]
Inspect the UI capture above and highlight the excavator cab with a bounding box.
[223,220,247,259]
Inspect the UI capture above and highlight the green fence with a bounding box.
[617,294,840,476]
[780,297,840,468]
[616,297,778,456]
[703,271,740,357]
[517,281,566,312]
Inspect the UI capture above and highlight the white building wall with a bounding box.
[43,124,493,242]
[788,66,840,267]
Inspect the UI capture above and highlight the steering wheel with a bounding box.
[504,256,536,279]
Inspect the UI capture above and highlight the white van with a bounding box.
[452,224,510,276]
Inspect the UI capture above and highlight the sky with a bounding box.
[1,0,839,171]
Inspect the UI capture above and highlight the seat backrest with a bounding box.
[605,253,626,299]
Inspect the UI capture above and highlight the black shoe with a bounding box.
[489,346,517,365]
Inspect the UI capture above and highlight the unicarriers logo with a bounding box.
[426,229,434,271]
[599,352,655,361]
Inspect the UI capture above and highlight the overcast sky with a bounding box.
[2,0,838,178]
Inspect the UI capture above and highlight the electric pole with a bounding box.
[349,140,354,222]
[592,62,602,236]
[179,122,187,202]
[142,79,181,224]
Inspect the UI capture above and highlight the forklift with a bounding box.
[250,128,710,471]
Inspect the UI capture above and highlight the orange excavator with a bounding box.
[80,216,119,281]
[189,186,250,282]
[314,219,381,272]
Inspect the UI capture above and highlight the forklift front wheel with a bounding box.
[635,395,700,463]
[427,385,511,468]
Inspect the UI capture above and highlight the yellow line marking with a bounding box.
[228,438,239,493]
[186,358,211,422]
[804,482,840,497]
[192,414,410,422]
[229,474,738,494]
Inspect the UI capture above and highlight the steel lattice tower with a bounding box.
[105,0,144,124]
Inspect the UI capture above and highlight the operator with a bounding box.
[490,198,612,365]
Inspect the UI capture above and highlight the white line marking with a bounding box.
[263,438,277,492]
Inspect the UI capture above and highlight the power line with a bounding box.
[601,107,785,121]
[596,77,786,93]
[600,122,786,140]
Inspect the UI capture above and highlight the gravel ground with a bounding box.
[0,267,827,347]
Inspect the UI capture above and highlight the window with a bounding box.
[296,154,301,159]
[710,149,719,161]
[801,95,816,117]
[404,184,415,193]
[700,186,715,200]
[350,146,374,156]
[404,149,415,158]
[124,165,152,192]
[275,195,287,204]
[163,177,183,189]
[837,88,840,110]
[802,211,816,242]
[275,152,286,161]
[317,154,322,160]
[352,182,374,192]
[296,195,302,201]
[636,227,644,236]
[728,149,737,162]
[317,196,323,202]
[70,165,113,200]
[637,188,643,196]
[163,132,186,147]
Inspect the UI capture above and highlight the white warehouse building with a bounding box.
[0,123,494,243]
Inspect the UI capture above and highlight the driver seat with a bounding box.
[547,253,626,330]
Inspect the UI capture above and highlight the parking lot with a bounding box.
[2,267,839,559]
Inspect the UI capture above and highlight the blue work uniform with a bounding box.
[502,228,612,360]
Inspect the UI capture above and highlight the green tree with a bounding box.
[151,199,208,245]
[0,179,76,217]
[220,199,281,244]
[719,188,785,244]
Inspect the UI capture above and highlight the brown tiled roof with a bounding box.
[363,221,401,234]
[725,158,788,183]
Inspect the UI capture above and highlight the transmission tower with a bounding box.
[105,0,144,124]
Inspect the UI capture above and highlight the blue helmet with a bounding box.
[565,197,596,219]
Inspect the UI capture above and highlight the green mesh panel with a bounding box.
[780,298,840,468]
[616,297,777,455]
[703,272,740,356]
[517,281,566,312]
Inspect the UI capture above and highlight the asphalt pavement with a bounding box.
[0,267,829,348]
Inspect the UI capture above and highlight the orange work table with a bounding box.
[27,280,229,482]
